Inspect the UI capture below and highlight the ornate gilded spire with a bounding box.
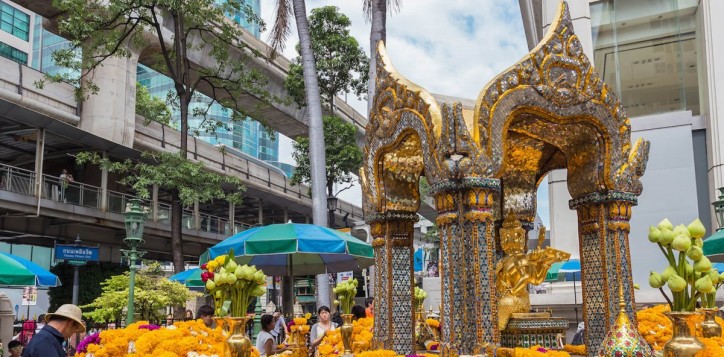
[597,285,653,356]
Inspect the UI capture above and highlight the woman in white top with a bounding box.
[309,306,337,357]
[257,314,286,357]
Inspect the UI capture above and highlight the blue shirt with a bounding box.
[22,325,65,357]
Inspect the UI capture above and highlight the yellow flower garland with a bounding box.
[562,344,586,356]
[317,317,374,357]
[75,319,261,357]
[637,304,724,356]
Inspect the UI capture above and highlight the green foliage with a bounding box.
[290,115,362,196]
[43,0,281,137]
[74,151,245,205]
[82,262,201,323]
[285,6,369,108]
[136,83,172,126]
[48,262,128,313]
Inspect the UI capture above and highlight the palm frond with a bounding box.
[268,0,292,59]
[363,0,403,22]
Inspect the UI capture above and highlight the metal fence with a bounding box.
[0,162,251,235]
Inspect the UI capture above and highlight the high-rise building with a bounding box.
[28,0,281,167]
[0,0,33,65]
[518,0,719,295]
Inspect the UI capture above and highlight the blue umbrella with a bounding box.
[560,258,581,325]
[168,268,204,288]
[0,252,61,287]
[713,262,724,273]
[203,223,374,276]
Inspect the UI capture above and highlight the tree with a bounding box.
[363,0,402,113]
[285,6,369,112]
[49,262,128,313]
[270,0,331,309]
[136,83,172,126]
[82,262,200,323]
[74,150,244,208]
[291,115,363,198]
[46,0,279,273]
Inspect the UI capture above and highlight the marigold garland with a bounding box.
[561,344,586,356]
[74,319,261,357]
[636,304,724,356]
[317,318,374,357]
[512,346,570,356]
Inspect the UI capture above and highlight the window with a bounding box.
[1,1,30,41]
[0,41,27,64]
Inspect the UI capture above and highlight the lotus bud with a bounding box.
[340,295,346,300]
[694,256,713,273]
[667,274,687,292]
[661,266,676,282]
[206,280,216,290]
[696,275,714,293]
[229,274,237,284]
[219,267,227,275]
[648,226,661,243]
[649,271,665,288]
[227,260,238,271]
[234,265,244,278]
[672,234,692,252]
[685,263,694,282]
[658,218,674,231]
[659,228,675,246]
[254,270,266,285]
[708,269,720,284]
[333,300,340,306]
[696,238,704,248]
[719,272,724,282]
[251,286,266,296]
[686,246,704,261]
[633,283,640,290]
[215,290,222,298]
[688,219,706,239]
[673,224,691,238]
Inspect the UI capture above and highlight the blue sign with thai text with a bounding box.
[55,245,99,261]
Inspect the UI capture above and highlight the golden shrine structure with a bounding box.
[361,1,650,356]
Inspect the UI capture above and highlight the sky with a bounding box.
[259,0,551,226]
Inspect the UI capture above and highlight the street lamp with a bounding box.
[327,196,338,228]
[713,188,724,231]
[122,199,147,326]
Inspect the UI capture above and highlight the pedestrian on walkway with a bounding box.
[22,304,85,357]
[59,169,73,202]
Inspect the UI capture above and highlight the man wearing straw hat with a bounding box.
[22,304,85,357]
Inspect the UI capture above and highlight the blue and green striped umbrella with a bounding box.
[203,223,374,276]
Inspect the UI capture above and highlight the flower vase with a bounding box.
[699,308,722,338]
[225,316,253,357]
[664,311,705,357]
[340,314,354,356]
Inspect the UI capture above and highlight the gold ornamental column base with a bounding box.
[663,312,704,357]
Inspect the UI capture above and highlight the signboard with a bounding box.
[55,245,99,261]
[337,271,353,284]
[21,286,37,306]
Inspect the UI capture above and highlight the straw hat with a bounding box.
[45,304,86,333]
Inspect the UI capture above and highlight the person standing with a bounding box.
[365,297,374,318]
[196,305,215,328]
[309,306,337,357]
[22,304,85,357]
[257,315,287,357]
[272,310,289,344]
[59,169,73,203]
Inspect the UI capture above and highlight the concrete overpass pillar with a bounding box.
[79,44,140,148]
[151,185,159,221]
[0,292,14,356]
[33,129,45,200]
[229,202,235,235]
[258,199,263,225]
[193,200,200,230]
[101,152,109,211]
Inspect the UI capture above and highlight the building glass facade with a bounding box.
[31,15,77,78]
[0,40,26,63]
[590,0,700,118]
[0,0,29,41]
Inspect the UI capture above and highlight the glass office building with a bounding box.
[29,0,278,165]
[0,0,31,65]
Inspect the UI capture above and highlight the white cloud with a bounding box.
[260,1,553,213]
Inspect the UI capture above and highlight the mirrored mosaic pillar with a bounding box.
[370,213,417,354]
[571,192,638,356]
[435,178,500,356]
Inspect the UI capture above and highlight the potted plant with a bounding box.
[647,218,713,355]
